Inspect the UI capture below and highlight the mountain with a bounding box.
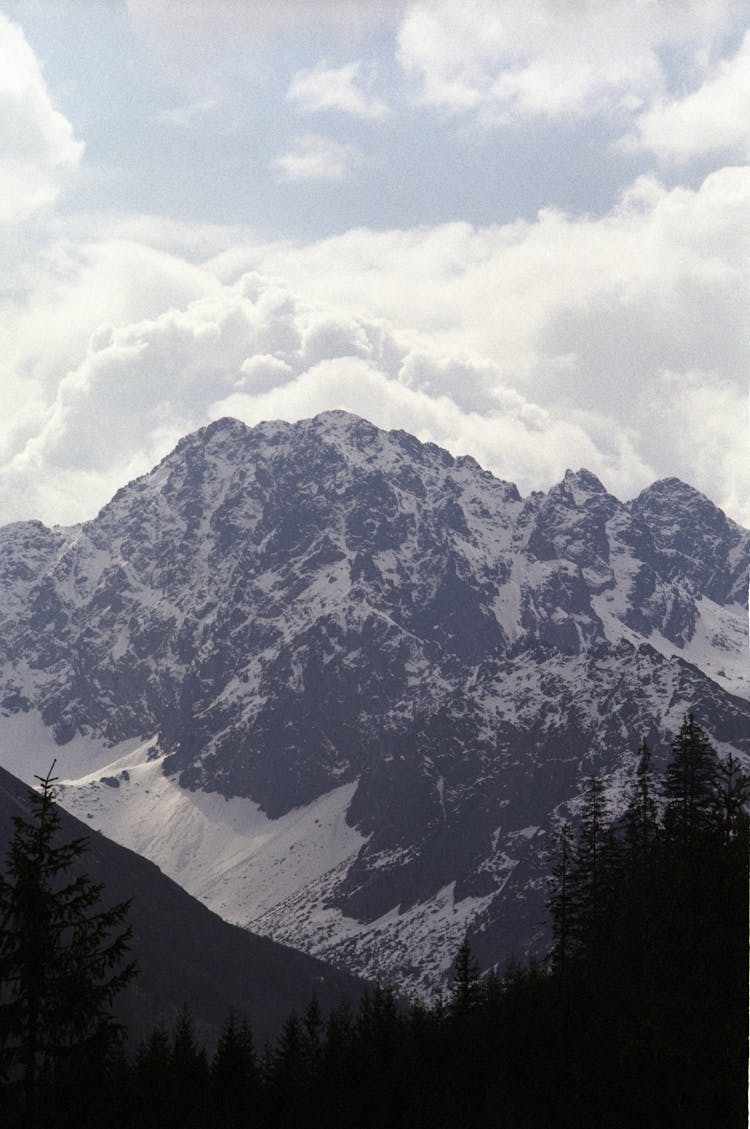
[0,763,364,1048]
[0,411,747,995]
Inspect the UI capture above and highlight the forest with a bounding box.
[1,714,747,1129]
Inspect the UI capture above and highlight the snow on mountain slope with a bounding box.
[61,743,365,929]
[0,758,365,1048]
[0,411,747,994]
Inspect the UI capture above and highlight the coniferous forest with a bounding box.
[1,715,748,1129]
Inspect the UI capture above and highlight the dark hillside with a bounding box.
[0,764,365,1048]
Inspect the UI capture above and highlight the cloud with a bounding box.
[234,168,748,387]
[208,354,647,503]
[272,134,364,182]
[0,285,267,524]
[127,0,405,45]
[125,0,405,94]
[639,370,748,523]
[3,0,745,540]
[155,98,218,128]
[287,61,390,120]
[127,0,401,42]
[2,170,747,527]
[626,30,750,162]
[0,13,84,222]
[237,354,295,393]
[218,167,750,522]
[0,259,656,528]
[2,239,220,396]
[396,0,739,126]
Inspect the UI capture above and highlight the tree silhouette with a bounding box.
[450,937,480,1015]
[548,820,574,975]
[0,762,136,1123]
[568,775,610,961]
[210,1010,257,1129]
[624,738,659,859]
[662,713,720,854]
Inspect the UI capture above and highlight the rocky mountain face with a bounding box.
[0,411,747,995]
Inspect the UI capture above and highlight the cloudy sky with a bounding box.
[2,1,749,528]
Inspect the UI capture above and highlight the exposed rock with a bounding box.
[0,411,747,995]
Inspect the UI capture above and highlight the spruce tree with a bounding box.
[548,821,574,975]
[210,1010,256,1127]
[450,936,480,1015]
[0,763,135,1122]
[714,752,750,846]
[302,996,323,1069]
[661,713,720,854]
[568,776,610,961]
[134,1025,172,1129]
[270,1011,305,1124]
[624,738,659,860]
[657,719,747,1125]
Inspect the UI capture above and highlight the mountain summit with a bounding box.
[0,411,747,993]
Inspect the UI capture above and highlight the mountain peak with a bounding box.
[305,410,382,444]
[203,416,252,439]
[0,413,747,998]
[309,408,363,426]
[630,476,747,604]
[631,476,732,527]
[562,468,607,496]
[634,475,707,504]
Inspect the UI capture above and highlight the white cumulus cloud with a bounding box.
[0,260,657,528]
[273,133,364,182]
[627,29,750,162]
[287,61,390,120]
[396,0,739,126]
[214,167,750,522]
[0,13,84,222]
[639,370,748,524]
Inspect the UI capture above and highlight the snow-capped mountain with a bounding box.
[0,411,747,995]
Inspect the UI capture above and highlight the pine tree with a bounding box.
[270,1011,306,1127]
[614,739,661,998]
[657,720,746,1125]
[568,776,610,960]
[624,738,659,860]
[301,996,323,1073]
[210,1010,256,1128]
[548,821,574,975]
[275,1010,302,1076]
[0,763,135,1121]
[170,1006,209,1129]
[450,936,480,1015]
[714,752,750,846]
[134,1025,172,1129]
[661,713,720,854]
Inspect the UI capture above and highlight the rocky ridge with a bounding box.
[0,411,747,994]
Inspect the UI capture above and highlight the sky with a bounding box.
[1,0,749,529]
